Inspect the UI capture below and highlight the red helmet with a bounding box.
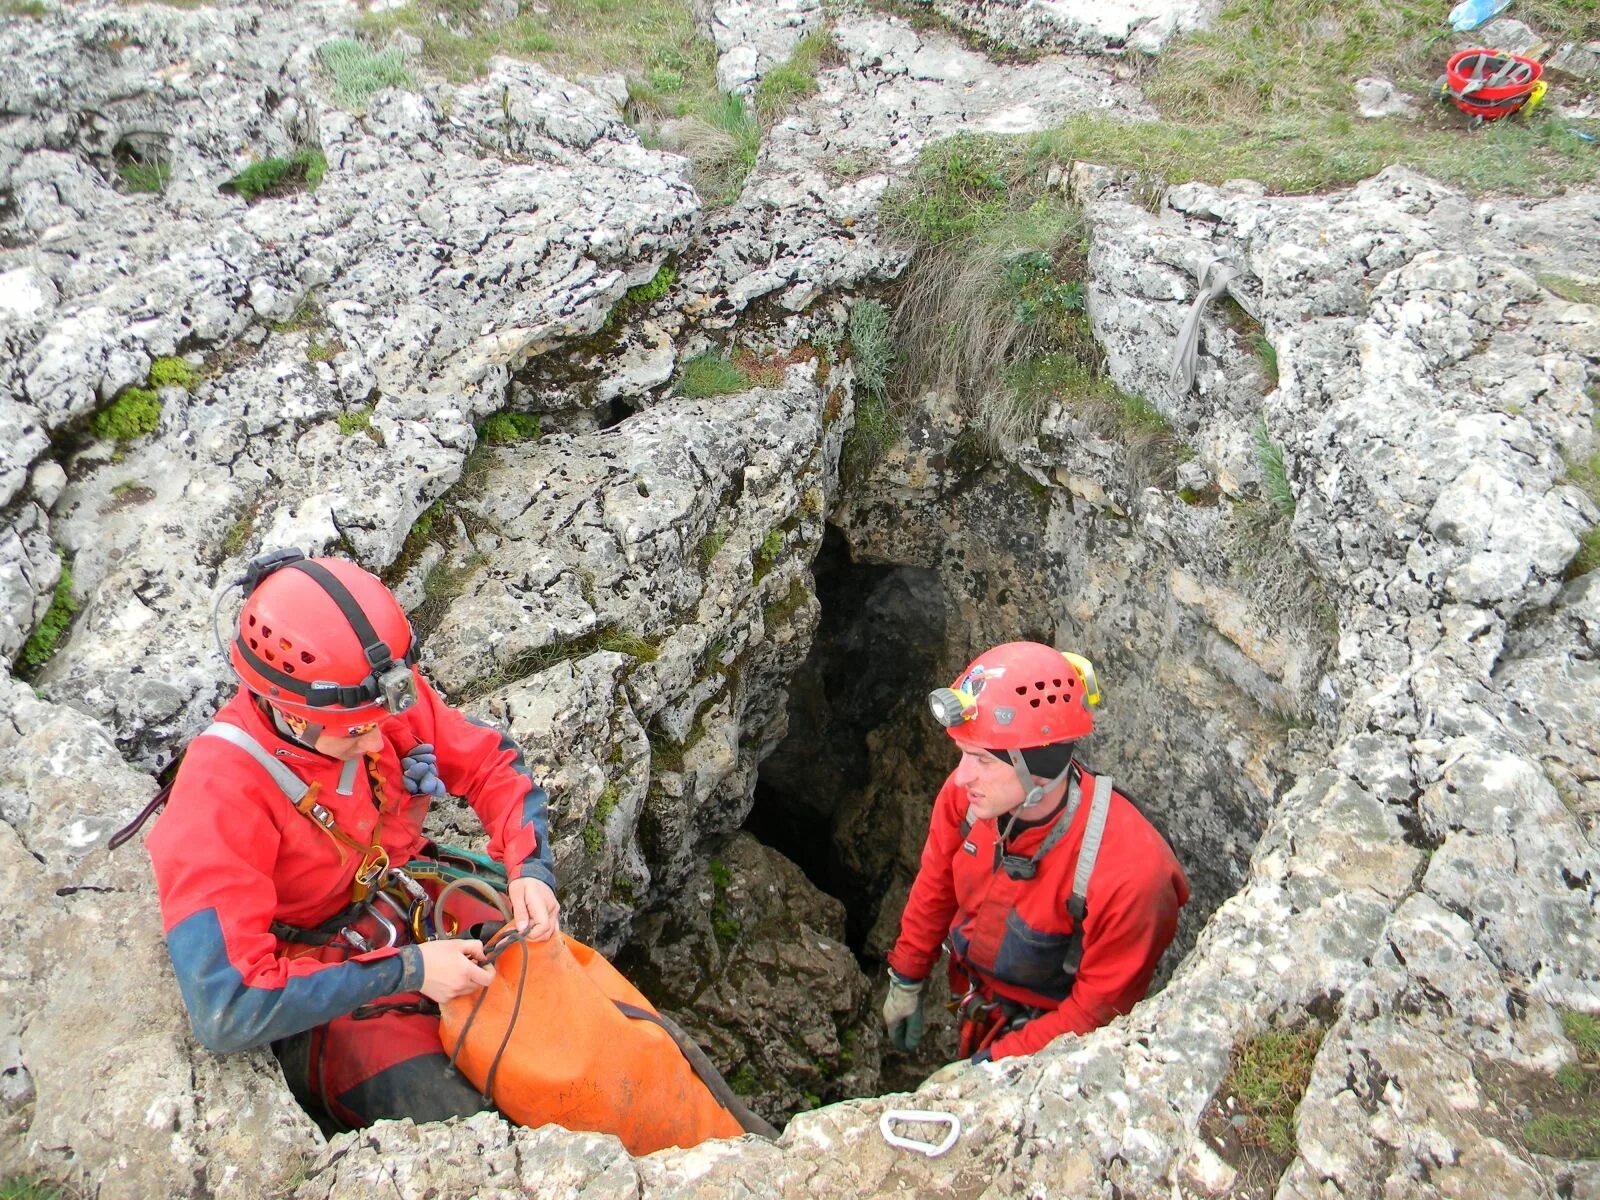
[929,642,1100,752]
[228,550,418,726]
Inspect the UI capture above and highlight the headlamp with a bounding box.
[928,686,977,728]
[378,661,418,713]
[1062,652,1102,706]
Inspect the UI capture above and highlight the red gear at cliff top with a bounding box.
[147,551,557,1127]
[883,641,1189,1062]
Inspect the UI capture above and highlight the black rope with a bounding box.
[445,925,528,1104]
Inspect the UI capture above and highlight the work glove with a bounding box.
[882,969,926,1051]
[401,744,447,797]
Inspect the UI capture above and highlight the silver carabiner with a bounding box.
[365,891,406,949]
[880,1110,961,1158]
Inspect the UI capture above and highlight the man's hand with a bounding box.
[508,877,560,942]
[882,969,926,1050]
[417,939,494,1002]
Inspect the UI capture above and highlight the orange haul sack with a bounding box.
[439,932,747,1155]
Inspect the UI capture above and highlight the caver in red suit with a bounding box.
[147,550,555,1127]
[883,642,1188,1062]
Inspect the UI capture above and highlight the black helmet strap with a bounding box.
[231,550,417,710]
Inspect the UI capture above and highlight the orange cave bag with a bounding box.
[439,931,753,1156]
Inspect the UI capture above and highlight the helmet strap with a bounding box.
[1005,750,1075,814]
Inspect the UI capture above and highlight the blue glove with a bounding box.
[970,1047,993,1064]
[401,744,447,797]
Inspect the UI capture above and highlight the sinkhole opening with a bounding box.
[617,523,1296,1125]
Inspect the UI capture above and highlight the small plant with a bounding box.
[223,149,328,201]
[840,391,898,484]
[673,350,749,399]
[676,91,762,204]
[117,159,169,193]
[1253,334,1279,389]
[583,784,620,856]
[148,356,200,391]
[336,408,373,437]
[727,1064,759,1094]
[222,507,256,556]
[317,38,415,111]
[477,411,542,444]
[698,528,728,567]
[753,28,833,120]
[753,529,784,581]
[1217,1024,1325,1158]
[269,298,325,334]
[1000,250,1083,325]
[597,630,660,662]
[89,387,161,441]
[1564,1011,1600,1062]
[17,555,79,673]
[886,133,1017,246]
[1539,274,1600,306]
[762,578,809,626]
[1,3,50,18]
[605,262,676,330]
[306,337,341,363]
[1253,417,1295,520]
[847,299,895,401]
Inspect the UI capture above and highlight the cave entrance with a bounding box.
[744,525,949,955]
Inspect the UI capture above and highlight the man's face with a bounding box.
[954,748,1029,821]
[312,722,384,761]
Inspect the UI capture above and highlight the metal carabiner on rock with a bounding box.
[880,1110,961,1158]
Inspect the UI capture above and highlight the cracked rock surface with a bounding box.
[1,0,1597,1198]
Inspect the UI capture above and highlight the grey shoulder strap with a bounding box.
[1071,773,1114,903]
[199,722,310,804]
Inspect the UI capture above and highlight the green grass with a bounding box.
[223,149,327,201]
[698,528,728,567]
[598,630,660,662]
[1566,1011,1600,1061]
[317,38,416,111]
[477,411,542,443]
[674,91,762,204]
[222,507,256,557]
[0,1179,73,1200]
[1218,1024,1325,1158]
[1560,446,1600,579]
[753,528,784,581]
[1022,0,1599,197]
[847,299,895,401]
[1540,275,1600,307]
[840,391,899,484]
[1520,1009,1600,1157]
[1253,334,1279,389]
[336,408,373,437]
[1,3,50,17]
[90,387,161,441]
[673,350,749,398]
[885,132,1019,246]
[268,299,325,335]
[18,556,78,673]
[148,356,200,390]
[1253,417,1295,519]
[753,28,834,120]
[117,159,169,193]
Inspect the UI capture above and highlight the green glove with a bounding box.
[882,969,926,1051]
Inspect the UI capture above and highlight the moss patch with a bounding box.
[148,356,201,391]
[89,387,161,441]
[477,411,542,444]
[17,556,79,674]
[753,28,835,120]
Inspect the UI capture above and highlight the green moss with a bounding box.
[1218,1024,1325,1159]
[224,149,328,201]
[708,858,731,889]
[1,2,50,18]
[1539,275,1600,306]
[17,556,79,673]
[605,262,677,330]
[840,391,898,486]
[148,356,200,391]
[477,411,542,444]
[673,350,749,398]
[336,408,373,437]
[318,38,416,111]
[90,387,162,441]
[727,1064,759,1095]
[269,299,325,335]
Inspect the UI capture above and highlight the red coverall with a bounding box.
[888,765,1188,1059]
[147,671,553,1127]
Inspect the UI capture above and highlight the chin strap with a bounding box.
[995,751,1076,847]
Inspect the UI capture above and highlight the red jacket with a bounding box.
[888,764,1188,1059]
[147,672,553,1053]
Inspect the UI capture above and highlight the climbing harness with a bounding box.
[1437,49,1545,122]
[879,1110,962,1158]
[951,771,1115,1052]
